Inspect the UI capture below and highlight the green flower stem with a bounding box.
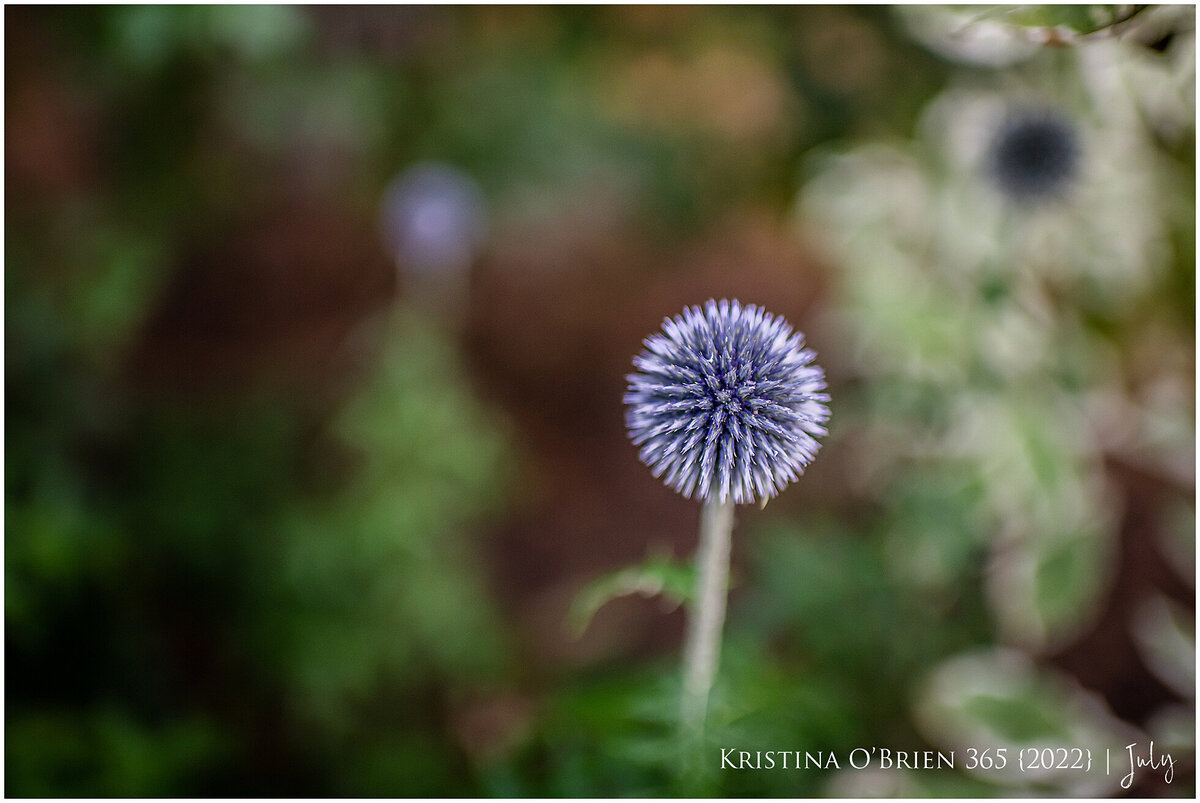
[682,495,736,735]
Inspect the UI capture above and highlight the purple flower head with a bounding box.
[986,108,1080,203]
[380,162,488,276]
[625,299,830,504]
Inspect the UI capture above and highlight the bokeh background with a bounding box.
[5,5,1195,797]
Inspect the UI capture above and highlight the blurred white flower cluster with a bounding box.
[799,8,1194,796]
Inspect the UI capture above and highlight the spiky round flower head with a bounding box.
[625,299,830,504]
[986,108,1081,203]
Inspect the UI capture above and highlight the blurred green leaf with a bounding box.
[916,648,1138,795]
[568,553,693,637]
[6,710,226,797]
[957,5,1137,34]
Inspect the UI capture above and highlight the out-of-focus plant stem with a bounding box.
[681,495,735,736]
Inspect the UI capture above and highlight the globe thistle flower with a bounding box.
[379,162,488,276]
[986,108,1081,203]
[625,299,830,505]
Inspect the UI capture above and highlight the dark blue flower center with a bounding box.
[714,388,742,413]
[989,112,1080,201]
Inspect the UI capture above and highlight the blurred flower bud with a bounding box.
[380,162,488,278]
